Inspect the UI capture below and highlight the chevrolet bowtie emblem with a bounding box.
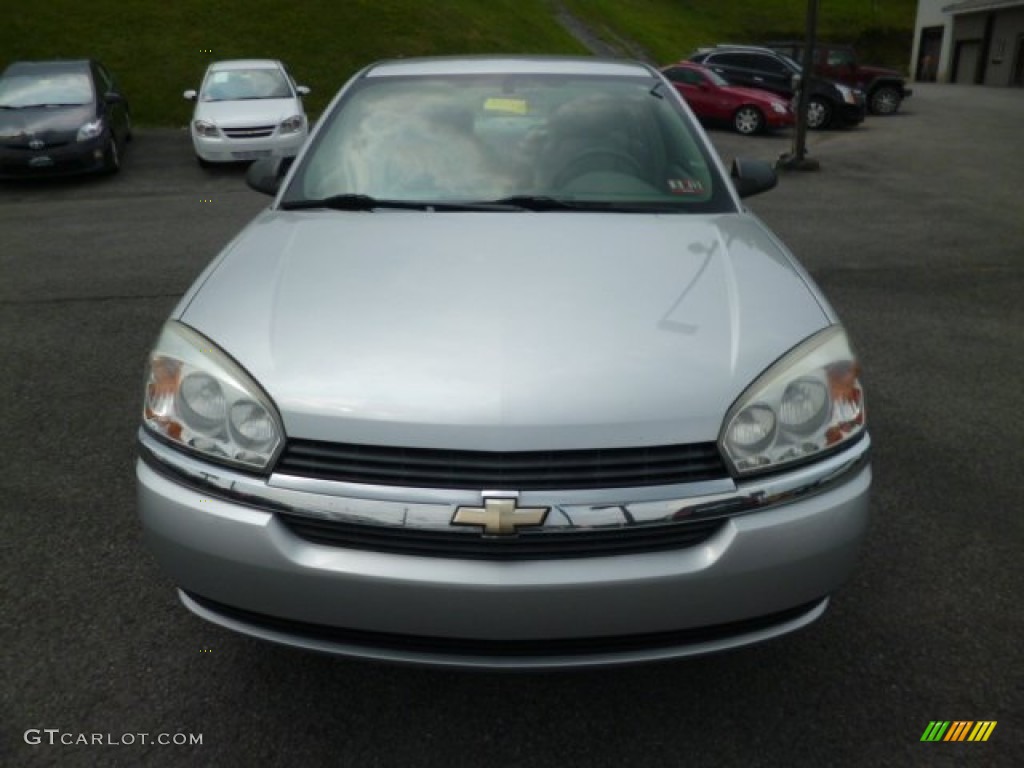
[452,497,549,535]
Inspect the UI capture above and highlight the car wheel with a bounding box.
[733,106,764,135]
[806,97,832,130]
[104,137,121,174]
[869,86,901,115]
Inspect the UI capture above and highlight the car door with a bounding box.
[743,53,794,96]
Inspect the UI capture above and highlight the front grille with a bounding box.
[278,513,725,560]
[275,439,729,490]
[222,125,275,139]
[187,591,826,659]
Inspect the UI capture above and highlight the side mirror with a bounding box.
[183,89,197,101]
[246,156,293,196]
[296,85,311,96]
[730,158,777,199]
[104,91,124,105]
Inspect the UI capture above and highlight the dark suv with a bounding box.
[689,45,865,130]
[763,42,911,115]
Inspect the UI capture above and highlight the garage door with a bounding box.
[954,41,981,84]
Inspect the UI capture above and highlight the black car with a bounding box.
[689,45,865,129]
[0,59,131,179]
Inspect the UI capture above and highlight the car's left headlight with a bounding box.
[720,326,866,476]
[836,84,858,105]
[142,321,284,471]
[770,101,789,114]
[279,115,304,134]
[77,119,104,142]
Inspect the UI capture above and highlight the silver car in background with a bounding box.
[138,56,870,669]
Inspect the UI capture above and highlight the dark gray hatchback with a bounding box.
[0,59,131,178]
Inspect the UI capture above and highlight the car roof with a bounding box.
[363,55,654,79]
[3,59,93,76]
[207,59,283,72]
[705,45,779,56]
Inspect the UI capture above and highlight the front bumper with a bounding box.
[765,110,796,130]
[191,128,306,163]
[0,134,108,179]
[836,99,867,127]
[137,430,871,669]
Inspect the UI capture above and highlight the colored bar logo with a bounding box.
[920,721,997,742]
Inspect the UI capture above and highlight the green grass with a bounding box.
[0,0,586,126]
[1,0,917,126]
[562,0,919,69]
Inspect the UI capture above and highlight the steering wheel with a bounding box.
[552,149,644,188]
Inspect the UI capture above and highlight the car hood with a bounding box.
[856,64,904,80]
[178,211,830,451]
[0,104,94,144]
[193,98,301,127]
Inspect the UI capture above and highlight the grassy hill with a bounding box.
[561,0,918,66]
[1,0,917,127]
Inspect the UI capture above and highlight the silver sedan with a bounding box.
[137,56,870,669]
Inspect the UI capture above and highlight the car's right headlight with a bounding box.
[76,119,105,142]
[719,326,866,476]
[193,120,219,138]
[279,115,304,134]
[142,321,283,471]
[835,84,858,105]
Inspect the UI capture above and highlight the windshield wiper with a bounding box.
[490,195,681,213]
[488,195,580,211]
[0,103,81,109]
[280,194,512,212]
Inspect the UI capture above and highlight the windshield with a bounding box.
[703,68,730,87]
[0,72,92,108]
[779,54,803,73]
[200,68,292,101]
[283,72,734,213]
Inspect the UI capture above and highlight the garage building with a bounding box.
[911,0,1024,85]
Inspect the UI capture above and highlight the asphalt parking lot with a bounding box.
[2,84,1022,767]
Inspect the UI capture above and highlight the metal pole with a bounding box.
[778,0,821,171]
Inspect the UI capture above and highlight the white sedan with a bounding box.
[184,59,309,167]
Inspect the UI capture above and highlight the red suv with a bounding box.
[764,42,912,115]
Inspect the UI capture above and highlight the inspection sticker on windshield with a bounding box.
[668,178,704,195]
[483,97,528,115]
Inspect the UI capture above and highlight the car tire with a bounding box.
[733,106,764,135]
[806,97,832,130]
[869,86,901,115]
[104,137,121,174]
